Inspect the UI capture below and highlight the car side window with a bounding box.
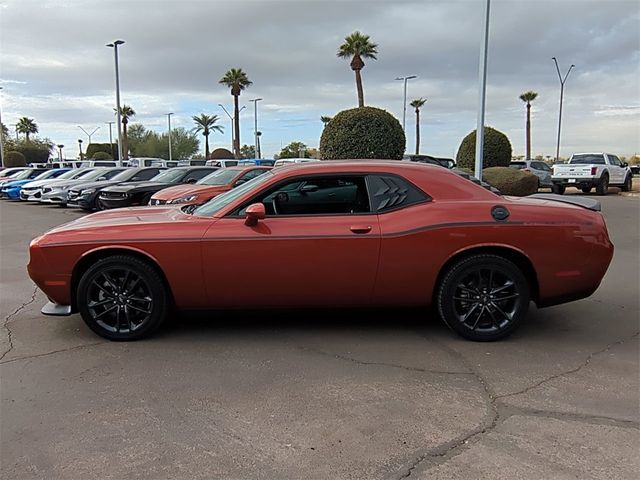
[367,175,430,212]
[235,175,370,216]
[237,169,267,184]
[131,169,161,181]
[608,155,621,166]
[185,169,214,182]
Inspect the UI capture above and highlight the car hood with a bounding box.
[23,177,71,189]
[104,181,170,192]
[152,184,228,200]
[41,178,93,189]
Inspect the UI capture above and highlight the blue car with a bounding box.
[0,168,71,200]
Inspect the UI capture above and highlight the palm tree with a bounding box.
[192,114,224,159]
[410,98,427,155]
[519,91,538,160]
[337,31,378,108]
[1,122,9,139]
[114,105,136,160]
[320,116,333,127]
[16,117,38,141]
[219,68,252,158]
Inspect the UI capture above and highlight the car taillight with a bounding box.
[591,167,597,175]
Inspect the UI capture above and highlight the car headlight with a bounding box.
[80,188,96,195]
[167,194,198,204]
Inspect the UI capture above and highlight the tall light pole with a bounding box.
[249,98,262,159]
[552,57,575,163]
[474,0,491,179]
[78,139,83,160]
[219,104,246,153]
[0,86,4,168]
[78,125,100,144]
[166,113,174,161]
[57,144,64,162]
[395,75,417,132]
[106,121,115,158]
[107,40,125,166]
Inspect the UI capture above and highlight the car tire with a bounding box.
[437,254,530,342]
[141,193,153,206]
[551,184,565,195]
[581,186,592,194]
[596,174,609,196]
[77,255,168,341]
[621,175,632,192]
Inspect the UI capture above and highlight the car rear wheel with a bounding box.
[77,255,168,340]
[581,186,592,194]
[437,254,530,341]
[621,175,632,192]
[596,174,609,196]
[551,184,565,195]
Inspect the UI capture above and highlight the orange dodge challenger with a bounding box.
[28,161,613,342]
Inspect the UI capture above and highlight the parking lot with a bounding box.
[1,193,638,479]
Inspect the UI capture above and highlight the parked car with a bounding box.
[29,161,613,342]
[40,168,127,205]
[205,159,239,168]
[98,167,218,209]
[0,167,49,187]
[67,167,166,211]
[552,153,633,195]
[630,164,640,176]
[77,160,119,168]
[404,155,455,168]
[237,159,276,167]
[177,159,208,166]
[0,168,71,200]
[21,168,98,202]
[149,166,271,206]
[273,158,320,167]
[509,160,553,188]
[126,158,179,168]
[0,167,30,181]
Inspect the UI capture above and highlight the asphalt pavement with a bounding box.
[0,194,638,480]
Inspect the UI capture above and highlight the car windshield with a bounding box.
[570,154,605,165]
[77,169,116,181]
[12,170,39,180]
[33,170,57,180]
[111,169,141,181]
[198,169,239,186]
[151,169,188,183]
[193,171,274,217]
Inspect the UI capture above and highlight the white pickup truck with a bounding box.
[551,153,633,195]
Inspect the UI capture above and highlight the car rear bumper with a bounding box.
[552,177,600,187]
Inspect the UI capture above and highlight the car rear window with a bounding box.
[510,162,526,169]
[570,154,605,165]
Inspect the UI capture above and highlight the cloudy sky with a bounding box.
[1,0,639,159]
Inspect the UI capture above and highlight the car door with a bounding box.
[200,174,381,307]
[606,155,625,184]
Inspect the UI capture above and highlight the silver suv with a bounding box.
[510,160,553,188]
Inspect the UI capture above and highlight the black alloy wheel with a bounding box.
[437,254,530,341]
[77,255,167,340]
[621,175,632,192]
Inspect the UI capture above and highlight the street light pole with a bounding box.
[474,0,491,179]
[249,98,262,159]
[57,144,64,162]
[219,104,246,154]
[552,57,575,163]
[107,40,125,166]
[78,125,101,144]
[166,113,174,161]
[106,121,115,158]
[78,139,83,160]
[395,75,417,131]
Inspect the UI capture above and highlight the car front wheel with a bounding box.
[551,184,565,195]
[621,175,632,192]
[77,255,168,340]
[437,254,530,341]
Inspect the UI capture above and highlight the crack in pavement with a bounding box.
[495,331,640,401]
[297,346,473,376]
[499,405,639,430]
[0,285,38,361]
[0,341,109,366]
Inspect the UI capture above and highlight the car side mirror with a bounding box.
[300,184,318,193]
[244,203,266,227]
[185,178,197,184]
[622,162,628,168]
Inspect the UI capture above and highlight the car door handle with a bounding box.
[350,225,372,234]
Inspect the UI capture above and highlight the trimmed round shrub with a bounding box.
[92,151,113,160]
[4,151,26,167]
[86,143,118,160]
[456,126,512,170]
[319,106,405,160]
[482,167,538,196]
[209,148,234,160]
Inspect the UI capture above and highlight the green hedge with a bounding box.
[456,126,512,170]
[482,167,538,196]
[319,106,405,160]
[12,144,50,163]
[92,151,113,160]
[86,143,118,160]
[4,151,26,167]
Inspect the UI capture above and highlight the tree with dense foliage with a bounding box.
[3,137,53,163]
[519,91,538,160]
[126,124,199,159]
[337,31,378,108]
[86,143,119,160]
[240,144,256,158]
[1,122,9,139]
[16,117,38,141]
[319,106,405,160]
[192,114,224,160]
[456,126,512,171]
[4,151,26,167]
[277,141,310,159]
[114,105,135,160]
[409,98,427,155]
[219,68,252,158]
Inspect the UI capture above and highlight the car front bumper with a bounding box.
[21,189,43,201]
[40,190,69,204]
